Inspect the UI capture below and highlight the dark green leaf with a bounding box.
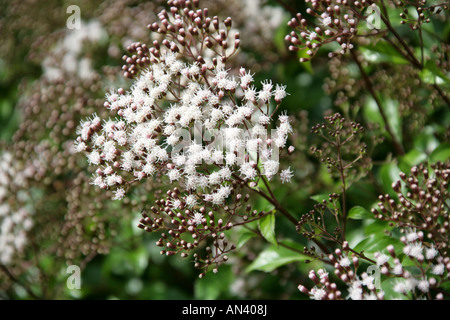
[246,242,309,273]
[258,212,277,246]
[430,143,450,163]
[348,206,373,220]
[236,229,256,250]
[194,265,233,299]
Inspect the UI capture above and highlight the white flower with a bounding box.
[310,287,327,300]
[191,212,203,226]
[432,264,445,275]
[347,281,363,300]
[317,269,328,281]
[280,167,293,184]
[225,152,237,166]
[258,89,272,103]
[403,242,423,260]
[375,252,389,266]
[308,31,317,41]
[392,262,403,275]
[425,246,438,260]
[244,87,257,102]
[112,188,126,200]
[258,114,271,125]
[143,163,156,176]
[168,169,182,182]
[263,160,279,180]
[274,84,287,102]
[240,162,257,180]
[240,73,253,89]
[87,151,101,165]
[393,281,408,294]
[360,273,375,287]
[406,231,418,242]
[321,13,332,27]
[417,279,429,293]
[339,256,351,267]
[185,194,197,208]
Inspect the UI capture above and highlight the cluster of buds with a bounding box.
[297,192,343,243]
[372,161,450,257]
[285,0,375,61]
[398,1,448,28]
[122,0,241,79]
[137,185,272,274]
[310,113,369,185]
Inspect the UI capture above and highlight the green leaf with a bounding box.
[430,143,450,163]
[348,206,373,220]
[379,162,401,193]
[253,194,274,213]
[310,193,328,203]
[364,98,402,145]
[420,60,449,84]
[258,213,277,246]
[381,278,407,300]
[353,235,402,256]
[360,42,409,65]
[364,219,393,236]
[413,127,439,153]
[399,149,427,173]
[384,99,402,144]
[246,242,309,273]
[236,229,256,250]
[311,193,341,211]
[194,265,233,300]
[297,48,313,74]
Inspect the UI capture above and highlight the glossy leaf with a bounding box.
[258,212,277,246]
[246,242,309,273]
[347,206,373,220]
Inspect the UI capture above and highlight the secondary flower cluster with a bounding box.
[398,1,448,28]
[0,151,35,265]
[285,0,374,61]
[310,112,370,187]
[298,234,449,300]
[298,243,386,300]
[372,161,450,257]
[136,184,269,275]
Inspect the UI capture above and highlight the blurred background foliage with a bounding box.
[0,0,449,300]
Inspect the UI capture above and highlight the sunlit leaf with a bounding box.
[258,212,277,246]
[246,241,309,273]
[348,206,373,220]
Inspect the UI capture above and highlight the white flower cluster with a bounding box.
[299,232,449,300]
[76,50,293,206]
[0,152,34,265]
[43,20,106,81]
[385,230,448,297]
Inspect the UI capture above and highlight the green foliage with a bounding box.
[246,241,309,273]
